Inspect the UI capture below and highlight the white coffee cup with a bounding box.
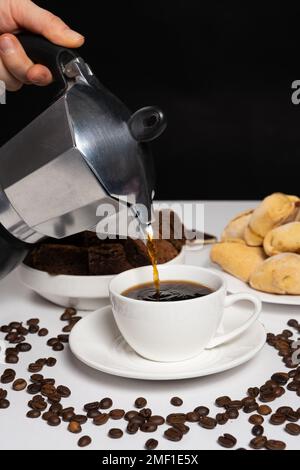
[109,265,262,362]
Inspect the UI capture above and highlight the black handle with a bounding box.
[128,106,167,142]
[18,33,80,92]
[0,224,30,280]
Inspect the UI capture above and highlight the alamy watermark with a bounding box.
[0,80,6,104]
[94,200,204,241]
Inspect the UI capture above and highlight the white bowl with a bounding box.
[18,248,186,311]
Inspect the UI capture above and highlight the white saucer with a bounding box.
[200,249,300,306]
[69,304,266,380]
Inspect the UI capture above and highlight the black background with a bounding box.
[1,0,300,200]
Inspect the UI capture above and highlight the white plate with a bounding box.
[18,248,185,311]
[200,250,300,306]
[69,304,266,380]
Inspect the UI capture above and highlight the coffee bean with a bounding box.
[38,328,48,337]
[286,411,299,422]
[217,433,237,448]
[47,415,61,426]
[194,406,209,416]
[28,325,39,334]
[257,405,272,415]
[287,319,298,328]
[285,423,300,436]
[26,410,41,419]
[288,370,297,378]
[259,392,276,403]
[28,363,43,373]
[252,425,264,436]
[1,369,16,384]
[148,415,165,425]
[87,409,101,419]
[27,383,42,395]
[9,322,21,329]
[62,324,73,333]
[215,396,231,407]
[271,372,289,385]
[41,384,56,396]
[140,422,157,433]
[139,408,152,419]
[5,348,18,356]
[0,325,10,333]
[12,379,27,391]
[47,338,59,347]
[93,413,109,426]
[164,427,182,442]
[0,389,7,400]
[170,396,183,407]
[5,333,18,342]
[5,354,19,364]
[124,411,138,421]
[73,414,87,424]
[265,439,286,450]
[127,422,139,434]
[42,411,55,421]
[100,397,113,409]
[186,411,200,422]
[270,413,286,425]
[16,343,32,353]
[68,421,82,433]
[249,436,267,449]
[49,403,63,414]
[226,400,243,409]
[30,374,43,383]
[53,342,64,352]
[274,386,285,398]
[61,407,75,422]
[225,408,239,420]
[276,406,293,416]
[56,385,71,398]
[173,423,190,434]
[145,439,158,450]
[28,400,46,411]
[69,316,81,325]
[57,334,69,343]
[243,404,259,414]
[108,428,123,439]
[46,357,57,367]
[60,308,77,321]
[199,417,217,429]
[84,401,100,411]
[249,414,264,425]
[47,392,62,404]
[242,397,256,407]
[27,318,39,326]
[42,378,55,385]
[287,381,298,391]
[18,326,28,336]
[134,397,147,409]
[130,415,145,426]
[78,436,91,448]
[215,413,228,425]
[0,399,10,409]
[109,409,125,420]
[166,413,186,425]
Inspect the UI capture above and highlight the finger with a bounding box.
[0,34,52,85]
[26,64,52,86]
[0,58,22,91]
[13,0,85,48]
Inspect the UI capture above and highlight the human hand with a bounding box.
[0,0,84,90]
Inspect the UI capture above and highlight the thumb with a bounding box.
[14,0,84,48]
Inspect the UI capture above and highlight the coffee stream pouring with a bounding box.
[0,34,166,279]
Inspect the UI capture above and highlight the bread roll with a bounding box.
[250,253,300,295]
[263,222,300,256]
[210,242,266,282]
[246,193,299,241]
[221,209,253,243]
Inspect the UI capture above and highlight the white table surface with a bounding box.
[1,201,300,450]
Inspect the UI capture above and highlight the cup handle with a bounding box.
[205,293,262,350]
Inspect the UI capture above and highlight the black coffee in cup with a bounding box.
[122,280,213,302]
